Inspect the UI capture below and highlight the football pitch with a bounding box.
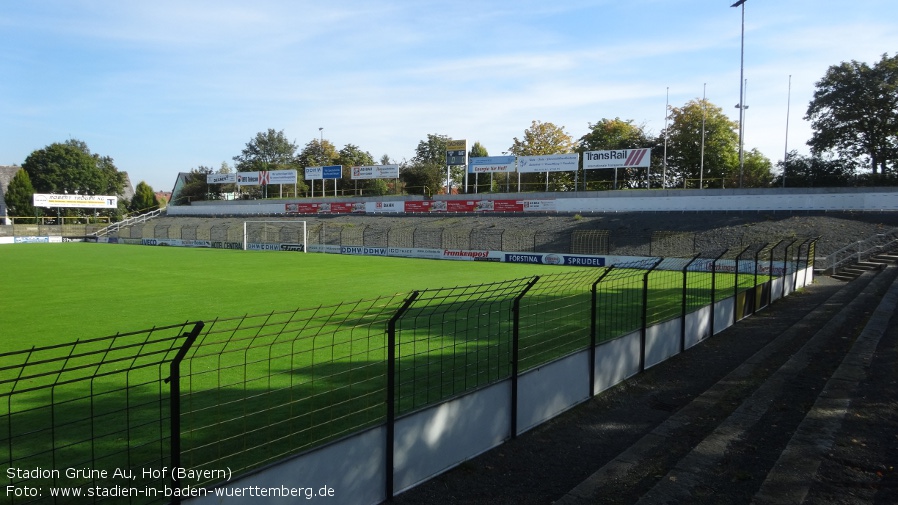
[2,242,768,495]
[0,243,592,352]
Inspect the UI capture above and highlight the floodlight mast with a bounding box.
[732,0,748,188]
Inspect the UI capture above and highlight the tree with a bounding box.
[401,134,451,195]
[4,169,36,220]
[806,53,898,176]
[774,151,857,187]
[23,139,125,196]
[296,138,338,196]
[508,121,577,191]
[337,144,376,195]
[663,99,740,188]
[579,118,654,189]
[130,181,159,213]
[733,149,774,188]
[467,141,490,193]
[233,129,299,173]
[173,166,214,205]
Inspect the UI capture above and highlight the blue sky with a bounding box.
[2,0,896,192]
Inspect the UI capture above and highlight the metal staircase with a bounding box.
[818,227,898,281]
[93,208,165,237]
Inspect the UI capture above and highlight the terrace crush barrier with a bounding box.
[1,241,816,504]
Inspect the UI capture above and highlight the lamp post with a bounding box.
[732,0,748,188]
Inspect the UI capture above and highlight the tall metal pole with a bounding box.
[700,83,706,189]
[783,74,791,188]
[732,0,748,188]
[662,86,669,189]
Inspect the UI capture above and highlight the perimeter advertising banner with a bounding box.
[517,154,579,173]
[468,156,516,173]
[33,194,118,209]
[305,166,343,180]
[352,165,400,179]
[285,202,364,214]
[583,148,651,169]
[268,170,298,184]
[236,172,262,186]
[207,173,237,184]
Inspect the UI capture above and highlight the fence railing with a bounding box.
[94,208,166,237]
[821,227,898,274]
[1,241,816,504]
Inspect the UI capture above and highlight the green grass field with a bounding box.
[2,242,769,496]
[0,243,592,352]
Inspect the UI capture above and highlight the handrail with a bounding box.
[823,227,898,274]
[94,208,166,237]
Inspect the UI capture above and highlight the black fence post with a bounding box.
[795,238,813,291]
[783,239,798,300]
[734,245,752,322]
[640,259,663,373]
[168,321,204,503]
[768,240,786,306]
[511,277,540,439]
[710,249,728,337]
[680,255,700,353]
[590,268,613,398]
[386,291,420,501]
[752,244,768,315]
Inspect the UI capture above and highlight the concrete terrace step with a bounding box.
[558,266,898,505]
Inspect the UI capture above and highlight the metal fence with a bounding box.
[1,242,816,504]
[96,219,809,258]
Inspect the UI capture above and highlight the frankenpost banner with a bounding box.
[33,194,118,209]
[352,165,400,179]
[583,148,652,169]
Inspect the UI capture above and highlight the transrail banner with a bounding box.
[33,193,118,209]
[583,148,651,169]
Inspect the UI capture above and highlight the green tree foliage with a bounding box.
[663,99,740,188]
[4,169,36,219]
[233,129,299,173]
[401,134,451,195]
[22,139,125,196]
[130,181,159,213]
[774,151,857,187]
[174,166,214,205]
[337,144,376,195]
[296,138,338,196]
[508,121,577,191]
[579,118,655,190]
[806,53,898,176]
[733,148,774,188]
[467,141,490,193]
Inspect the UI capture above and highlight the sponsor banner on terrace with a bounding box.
[517,154,579,173]
[365,201,404,213]
[305,165,343,180]
[583,148,651,169]
[207,173,237,184]
[268,170,298,184]
[352,164,400,179]
[33,193,118,209]
[285,202,364,214]
[404,201,447,213]
[468,156,516,174]
[236,172,262,186]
